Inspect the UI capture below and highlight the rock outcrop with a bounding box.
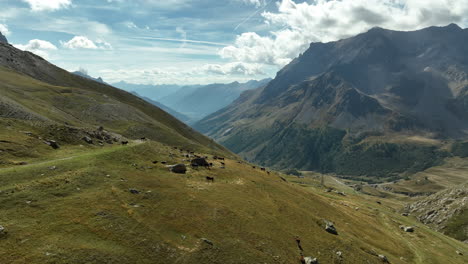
[407,183,467,241]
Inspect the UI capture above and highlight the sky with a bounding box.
[0,0,467,85]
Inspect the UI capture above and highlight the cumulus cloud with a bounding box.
[98,62,267,85]
[202,62,265,75]
[222,0,468,67]
[21,0,72,11]
[0,24,11,36]
[62,36,112,50]
[14,39,58,59]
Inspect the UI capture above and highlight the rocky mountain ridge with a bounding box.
[195,24,468,178]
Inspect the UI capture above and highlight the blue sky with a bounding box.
[1,0,467,85]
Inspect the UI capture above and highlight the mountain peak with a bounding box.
[0,31,8,44]
[445,23,462,30]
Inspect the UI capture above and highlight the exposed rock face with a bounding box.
[0,32,7,44]
[195,24,468,177]
[407,183,468,241]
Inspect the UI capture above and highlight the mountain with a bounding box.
[112,81,201,101]
[72,70,106,84]
[0,41,230,157]
[159,79,271,122]
[195,24,468,180]
[1,34,467,264]
[0,31,7,44]
[130,91,193,124]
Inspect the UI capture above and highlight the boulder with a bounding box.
[0,225,5,236]
[324,220,338,235]
[304,257,319,264]
[82,136,93,144]
[378,255,389,263]
[129,189,140,194]
[171,164,187,174]
[400,225,414,232]
[201,238,213,246]
[191,157,209,167]
[45,140,60,149]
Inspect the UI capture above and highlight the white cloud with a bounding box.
[0,24,10,36]
[201,62,265,76]
[222,0,468,67]
[237,0,266,8]
[98,62,267,85]
[14,39,58,59]
[21,0,72,11]
[62,36,112,50]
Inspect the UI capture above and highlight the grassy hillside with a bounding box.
[0,141,466,263]
[0,66,231,161]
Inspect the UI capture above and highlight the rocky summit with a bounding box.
[0,31,7,44]
[195,24,468,180]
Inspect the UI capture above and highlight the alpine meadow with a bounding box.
[0,1,467,263]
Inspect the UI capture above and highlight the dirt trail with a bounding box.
[0,141,143,173]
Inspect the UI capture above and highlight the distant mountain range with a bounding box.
[158,79,271,121]
[130,91,193,124]
[113,79,271,123]
[112,81,200,101]
[195,24,468,180]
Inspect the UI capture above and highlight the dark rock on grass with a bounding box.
[378,254,389,263]
[0,225,6,237]
[171,164,187,174]
[82,136,93,144]
[400,226,414,232]
[191,157,209,167]
[324,220,338,235]
[44,140,60,149]
[129,189,140,194]
[201,238,213,246]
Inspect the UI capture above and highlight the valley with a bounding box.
[0,9,467,264]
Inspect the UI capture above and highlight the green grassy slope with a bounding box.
[0,141,466,263]
[0,66,231,160]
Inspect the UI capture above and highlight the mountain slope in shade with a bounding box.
[195,24,468,179]
[159,79,271,121]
